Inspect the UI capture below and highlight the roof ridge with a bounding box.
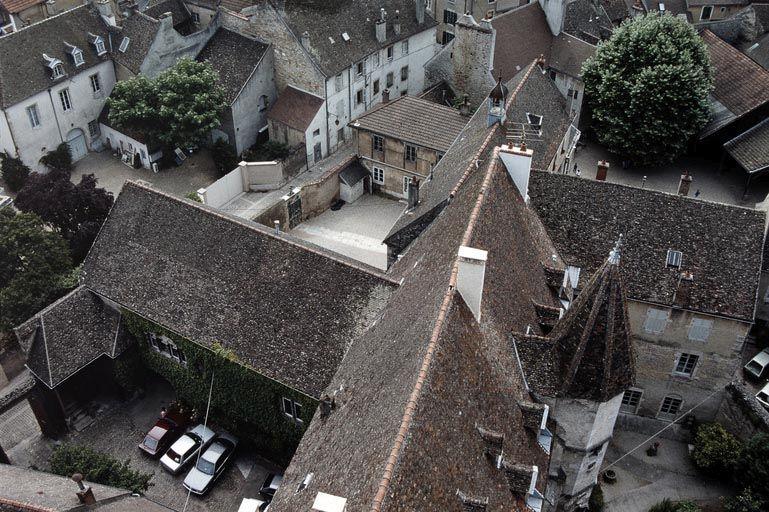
[0,3,89,41]
[724,116,769,147]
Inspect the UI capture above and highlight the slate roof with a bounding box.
[746,31,769,71]
[111,13,160,75]
[701,29,769,137]
[724,117,769,173]
[528,171,766,321]
[143,0,190,27]
[563,0,614,43]
[0,0,41,15]
[276,0,437,77]
[196,28,269,104]
[338,158,369,186]
[351,95,468,152]
[81,181,397,398]
[491,3,554,81]
[601,0,634,22]
[270,147,558,512]
[0,5,111,108]
[755,3,769,33]
[14,286,130,389]
[267,85,324,132]
[549,32,596,78]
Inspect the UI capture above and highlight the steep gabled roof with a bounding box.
[724,117,769,174]
[267,85,325,132]
[491,3,554,81]
[0,0,41,15]
[82,181,397,398]
[563,0,614,43]
[111,12,160,75]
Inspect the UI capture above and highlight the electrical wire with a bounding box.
[182,370,215,512]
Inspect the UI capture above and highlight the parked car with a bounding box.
[182,432,238,495]
[138,411,191,457]
[238,498,269,512]
[744,348,769,380]
[756,382,769,410]
[160,424,216,475]
[259,473,283,501]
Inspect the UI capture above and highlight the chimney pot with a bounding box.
[678,170,693,196]
[274,220,281,234]
[393,10,401,35]
[382,88,390,103]
[457,246,488,322]
[72,474,96,505]
[596,160,609,181]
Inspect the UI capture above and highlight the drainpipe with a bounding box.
[347,67,352,145]
[324,77,330,160]
[47,88,65,144]
[1,108,20,157]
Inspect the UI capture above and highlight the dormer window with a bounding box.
[64,42,84,67]
[89,32,107,56]
[43,54,65,80]
[666,249,682,268]
[52,63,65,78]
[119,37,130,53]
[526,113,543,134]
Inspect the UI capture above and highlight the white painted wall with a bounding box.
[0,109,14,158]
[230,46,277,155]
[202,165,243,208]
[303,98,327,166]
[99,123,154,169]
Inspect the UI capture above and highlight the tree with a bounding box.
[724,489,764,512]
[15,172,113,263]
[108,58,227,150]
[50,443,152,493]
[211,138,239,177]
[691,423,743,476]
[735,434,769,505]
[582,14,713,165]
[0,210,73,331]
[0,152,30,192]
[39,143,73,175]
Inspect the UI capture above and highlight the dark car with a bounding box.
[259,473,283,501]
[138,411,191,457]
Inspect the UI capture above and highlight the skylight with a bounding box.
[119,37,130,53]
[666,249,682,268]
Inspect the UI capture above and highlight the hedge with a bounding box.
[50,443,152,493]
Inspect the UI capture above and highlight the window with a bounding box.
[282,397,303,425]
[586,461,596,472]
[372,167,384,184]
[436,151,445,162]
[700,5,713,20]
[643,307,669,334]
[356,61,364,77]
[673,353,699,377]
[425,0,433,11]
[719,5,726,12]
[335,74,343,92]
[402,40,409,55]
[403,176,411,194]
[26,105,40,128]
[405,144,417,162]
[73,49,84,66]
[313,128,320,137]
[666,249,682,268]
[191,11,200,23]
[400,65,409,81]
[59,89,72,112]
[386,45,394,61]
[373,79,380,95]
[658,395,683,419]
[568,88,578,99]
[52,63,65,79]
[589,446,602,457]
[337,127,345,143]
[356,89,364,105]
[147,333,186,365]
[373,52,380,68]
[527,112,543,131]
[441,30,455,44]
[444,9,458,24]
[688,317,713,342]
[88,120,100,138]
[94,38,106,56]
[620,388,643,413]
[90,73,101,93]
[386,72,394,87]
[119,36,130,52]
[372,134,384,152]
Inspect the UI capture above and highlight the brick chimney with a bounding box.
[376,8,387,43]
[678,170,693,196]
[72,474,96,505]
[596,160,609,181]
[415,0,425,24]
[382,88,390,103]
[393,10,401,35]
[499,144,533,202]
[457,246,488,322]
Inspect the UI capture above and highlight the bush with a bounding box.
[692,423,743,476]
[39,143,73,175]
[676,502,701,512]
[242,140,289,162]
[588,484,604,512]
[185,191,202,203]
[648,499,701,512]
[1,152,31,192]
[49,443,152,493]
[735,434,769,504]
[724,489,764,512]
[211,138,239,177]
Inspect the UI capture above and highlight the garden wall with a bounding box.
[715,382,769,441]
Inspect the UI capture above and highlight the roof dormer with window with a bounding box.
[88,32,107,56]
[118,36,130,53]
[64,42,85,67]
[43,54,65,80]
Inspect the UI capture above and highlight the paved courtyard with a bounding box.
[72,150,219,198]
[290,193,405,270]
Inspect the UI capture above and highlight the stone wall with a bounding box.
[140,12,220,78]
[715,382,769,441]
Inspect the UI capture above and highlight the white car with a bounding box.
[756,382,769,410]
[159,424,216,475]
[238,498,269,512]
[182,432,238,495]
[744,348,769,381]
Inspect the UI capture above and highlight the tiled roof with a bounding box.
[549,32,596,78]
[601,0,633,22]
[277,0,437,77]
[111,13,160,75]
[143,0,190,27]
[0,0,41,14]
[529,171,766,321]
[688,0,748,6]
[724,117,769,173]
[746,31,769,71]
[351,95,468,152]
[491,3,554,81]
[196,28,269,104]
[81,181,397,398]
[701,29,769,136]
[14,286,130,389]
[563,0,614,43]
[0,5,111,108]
[267,85,324,132]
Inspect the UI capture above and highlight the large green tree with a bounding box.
[582,14,713,165]
[108,58,227,149]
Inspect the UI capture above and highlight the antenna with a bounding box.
[505,121,543,145]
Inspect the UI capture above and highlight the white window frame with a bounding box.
[658,395,683,420]
[643,307,669,334]
[87,120,100,138]
[52,63,65,79]
[373,51,380,68]
[620,388,643,414]
[386,45,394,61]
[700,4,713,20]
[673,352,699,378]
[334,74,343,93]
[687,317,713,342]
[95,38,106,56]
[73,49,84,67]
[400,65,409,81]
[90,73,101,93]
[26,104,40,128]
[372,134,384,153]
[356,60,364,77]
[372,167,384,184]
[147,333,187,366]
[401,39,409,55]
[58,88,72,112]
[281,397,304,425]
[666,249,682,268]
[356,89,364,105]
[119,36,130,53]
[405,143,417,162]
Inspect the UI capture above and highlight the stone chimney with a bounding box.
[301,30,311,50]
[95,0,115,25]
[457,246,488,322]
[451,13,495,108]
[376,8,387,43]
[502,462,538,496]
[407,176,420,208]
[499,144,533,202]
[274,220,281,234]
[596,160,609,181]
[459,94,470,116]
[393,10,401,35]
[382,88,390,103]
[415,0,425,24]
[678,170,693,196]
[72,474,96,505]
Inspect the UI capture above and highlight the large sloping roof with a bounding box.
[724,117,769,173]
[491,3,554,81]
[351,95,468,152]
[143,0,190,27]
[549,32,596,78]
[0,0,41,15]
[529,171,765,321]
[110,13,160,75]
[701,29,769,137]
[277,0,437,77]
[0,5,111,108]
[267,85,324,132]
[82,181,396,398]
[563,0,614,43]
[196,28,269,104]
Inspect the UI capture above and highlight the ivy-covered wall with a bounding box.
[119,310,316,465]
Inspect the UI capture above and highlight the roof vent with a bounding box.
[341,31,350,42]
[297,472,313,492]
[456,489,488,511]
[312,492,347,512]
[476,424,504,460]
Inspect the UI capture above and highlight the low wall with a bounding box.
[615,413,693,442]
[200,160,287,208]
[299,156,351,220]
[715,382,769,441]
[201,166,243,208]
[253,198,288,228]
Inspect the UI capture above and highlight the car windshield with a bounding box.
[758,392,769,402]
[143,436,158,450]
[747,361,763,374]
[167,448,182,463]
[197,457,216,475]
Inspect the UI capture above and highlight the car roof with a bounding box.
[148,425,169,439]
[189,424,216,440]
[750,349,769,366]
[202,441,228,463]
[172,434,196,453]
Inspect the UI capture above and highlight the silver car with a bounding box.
[183,432,238,495]
[160,424,216,475]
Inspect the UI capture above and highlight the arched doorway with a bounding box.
[65,128,88,162]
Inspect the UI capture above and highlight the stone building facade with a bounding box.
[432,0,521,44]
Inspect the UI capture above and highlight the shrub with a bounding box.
[243,140,289,162]
[211,138,239,177]
[724,489,764,512]
[588,484,604,512]
[691,423,743,476]
[49,443,152,493]
[1,152,31,192]
[185,191,203,203]
[735,434,769,504]
[648,499,700,512]
[39,143,73,175]
[676,501,701,512]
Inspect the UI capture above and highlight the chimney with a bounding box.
[596,160,609,181]
[499,144,533,202]
[536,53,546,70]
[376,8,387,43]
[415,0,425,24]
[72,474,96,505]
[456,246,488,322]
[274,220,281,234]
[678,170,693,196]
[393,10,401,35]
[95,0,115,24]
[502,462,538,496]
[301,31,311,50]
[673,271,694,308]
[407,176,420,208]
[382,88,390,103]
[519,401,548,433]
[459,94,470,116]
[319,394,335,419]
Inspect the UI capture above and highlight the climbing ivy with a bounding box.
[120,310,316,465]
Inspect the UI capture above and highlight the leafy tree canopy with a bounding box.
[50,443,152,493]
[735,434,769,505]
[0,152,30,192]
[691,422,743,476]
[108,58,227,149]
[582,13,713,165]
